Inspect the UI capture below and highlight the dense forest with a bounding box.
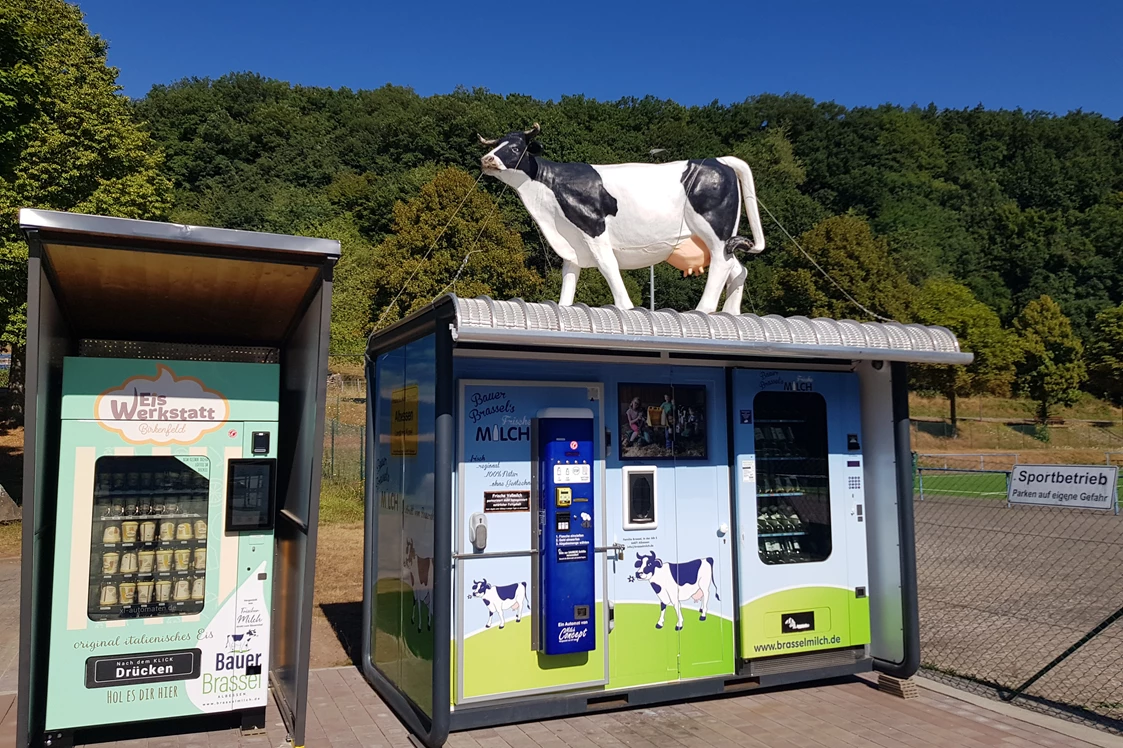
[4,0,1123,423]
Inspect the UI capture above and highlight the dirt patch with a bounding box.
[0,522,19,558]
[311,523,365,668]
[0,424,22,505]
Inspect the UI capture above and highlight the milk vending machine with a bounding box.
[42,357,279,741]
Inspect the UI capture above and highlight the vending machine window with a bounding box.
[622,466,657,529]
[753,392,832,565]
[89,456,210,621]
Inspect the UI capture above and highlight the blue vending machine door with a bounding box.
[536,411,596,655]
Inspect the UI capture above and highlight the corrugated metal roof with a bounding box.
[450,296,972,365]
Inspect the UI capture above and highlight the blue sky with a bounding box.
[78,0,1122,118]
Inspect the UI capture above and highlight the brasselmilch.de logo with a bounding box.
[94,365,230,445]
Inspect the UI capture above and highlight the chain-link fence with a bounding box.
[915,463,1123,733]
[323,373,367,489]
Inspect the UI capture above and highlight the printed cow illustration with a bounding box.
[226,629,256,652]
[634,551,720,630]
[404,538,433,632]
[467,579,527,629]
[479,124,765,315]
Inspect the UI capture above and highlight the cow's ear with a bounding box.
[527,141,543,156]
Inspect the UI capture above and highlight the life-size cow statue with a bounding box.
[634,551,720,631]
[468,579,528,629]
[478,124,766,314]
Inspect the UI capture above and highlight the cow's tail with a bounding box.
[717,156,766,254]
[706,557,720,601]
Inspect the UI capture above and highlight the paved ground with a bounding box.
[0,557,18,694]
[0,666,1116,748]
[2,543,1120,748]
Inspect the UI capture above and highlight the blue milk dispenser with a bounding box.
[533,408,596,655]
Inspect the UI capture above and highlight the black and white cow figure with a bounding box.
[468,579,528,629]
[634,551,720,631]
[478,124,766,314]
[404,538,433,632]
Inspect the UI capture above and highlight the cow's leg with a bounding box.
[485,606,494,628]
[685,216,732,314]
[589,241,634,309]
[673,599,685,631]
[721,258,747,315]
[656,602,667,629]
[559,260,581,306]
[496,603,506,629]
[699,588,709,621]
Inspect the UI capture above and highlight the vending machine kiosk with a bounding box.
[17,209,338,748]
[361,295,971,748]
[43,357,279,740]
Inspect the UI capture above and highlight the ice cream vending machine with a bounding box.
[42,357,280,742]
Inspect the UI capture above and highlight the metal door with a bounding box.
[454,380,607,703]
[732,369,870,662]
[609,373,734,687]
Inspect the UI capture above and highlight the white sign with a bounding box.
[741,458,756,483]
[554,463,591,484]
[1008,464,1119,510]
[95,365,229,445]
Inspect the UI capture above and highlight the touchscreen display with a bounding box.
[226,459,276,531]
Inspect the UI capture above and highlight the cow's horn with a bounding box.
[636,552,642,559]
[524,122,540,140]
[477,133,499,147]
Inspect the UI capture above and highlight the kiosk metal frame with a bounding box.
[16,210,339,748]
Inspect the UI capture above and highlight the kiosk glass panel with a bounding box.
[753,392,832,564]
[89,456,209,620]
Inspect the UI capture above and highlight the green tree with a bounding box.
[541,264,642,309]
[306,213,378,354]
[369,167,543,327]
[131,77,1123,351]
[1087,304,1123,406]
[912,278,1021,426]
[1013,295,1086,421]
[767,214,914,321]
[0,0,171,357]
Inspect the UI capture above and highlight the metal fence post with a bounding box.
[360,426,365,482]
[331,418,337,478]
[918,468,925,501]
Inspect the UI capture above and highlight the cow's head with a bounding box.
[478,123,542,177]
[468,579,490,598]
[634,551,661,579]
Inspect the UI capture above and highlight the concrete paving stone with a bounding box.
[0,600,1099,748]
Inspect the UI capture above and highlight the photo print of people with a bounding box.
[618,383,707,460]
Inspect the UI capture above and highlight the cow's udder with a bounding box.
[665,236,710,277]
